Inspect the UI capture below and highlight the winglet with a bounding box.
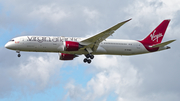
[108,18,132,31]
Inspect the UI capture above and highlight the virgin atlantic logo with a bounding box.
[150,30,163,42]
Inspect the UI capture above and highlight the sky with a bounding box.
[0,0,180,101]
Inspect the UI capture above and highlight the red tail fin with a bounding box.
[141,20,170,45]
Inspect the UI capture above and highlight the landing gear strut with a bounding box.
[83,54,94,64]
[16,50,21,57]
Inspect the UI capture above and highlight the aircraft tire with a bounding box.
[18,54,21,57]
[85,54,90,58]
[84,58,88,63]
[90,55,94,59]
[87,59,91,64]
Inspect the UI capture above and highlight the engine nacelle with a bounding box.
[59,53,77,60]
[65,41,80,51]
[58,41,83,51]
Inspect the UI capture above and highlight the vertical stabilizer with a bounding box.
[141,20,170,45]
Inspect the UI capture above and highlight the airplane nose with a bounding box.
[5,42,11,49]
[5,43,9,48]
[5,41,18,50]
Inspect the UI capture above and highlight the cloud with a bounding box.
[29,4,70,24]
[64,56,142,101]
[0,50,63,97]
[64,53,180,101]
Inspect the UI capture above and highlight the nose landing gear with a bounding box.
[18,54,21,57]
[16,50,21,57]
[83,54,94,64]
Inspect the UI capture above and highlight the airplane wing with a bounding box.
[149,39,176,48]
[79,18,132,53]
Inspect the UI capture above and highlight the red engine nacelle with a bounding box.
[65,41,80,51]
[59,53,76,60]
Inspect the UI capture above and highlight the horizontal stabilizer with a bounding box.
[150,40,176,48]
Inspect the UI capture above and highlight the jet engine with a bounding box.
[58,41,82,51]
[59,53,77,60]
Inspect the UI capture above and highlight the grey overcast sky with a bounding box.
[0,0,180,101]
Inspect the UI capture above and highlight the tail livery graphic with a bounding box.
[141,20,170,45]
[138,20,171,52]
[150,30,163,42]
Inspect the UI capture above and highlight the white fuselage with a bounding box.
[5,36,168,55]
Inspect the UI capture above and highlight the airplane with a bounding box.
[5,19,175,64]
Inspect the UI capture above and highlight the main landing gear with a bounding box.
[83,54,94,64]
[16,50,21,57]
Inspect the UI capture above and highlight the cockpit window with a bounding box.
[10,39,14,41]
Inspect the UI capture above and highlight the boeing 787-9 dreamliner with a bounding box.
[5,19,175,64]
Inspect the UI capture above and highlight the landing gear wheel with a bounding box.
[90,55,94,59]
[85,54,94,59]
[85,54,90,58]
[16,50,21,57]
[83,58,88,63]
[83,58,91,64]
[18,54,21,57]
[84,54,94,64]
[87,59,91,64]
